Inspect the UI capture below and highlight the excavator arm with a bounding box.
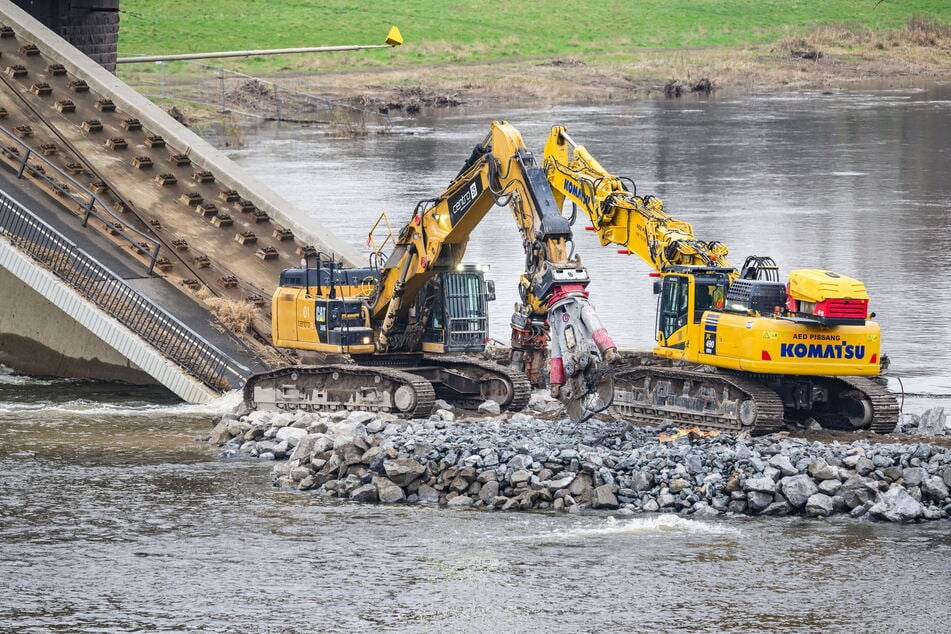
[543,126,734,275]
[376,121,618,421]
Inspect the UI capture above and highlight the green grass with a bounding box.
[118,0,951,74]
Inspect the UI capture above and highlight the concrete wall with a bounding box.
[0,262,156,384]
[11,0,119,72]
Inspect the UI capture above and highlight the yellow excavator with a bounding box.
[243,121,618,421]
[543,125,898,434]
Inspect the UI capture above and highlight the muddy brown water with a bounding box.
[2,84,950,632]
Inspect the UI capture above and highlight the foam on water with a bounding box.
[0,390,241,418]
[0,365,77,387]
[524,514,742,542]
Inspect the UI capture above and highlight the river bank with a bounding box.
[304,20,951,112]
[208,394,951,523]
[123,19,951,124]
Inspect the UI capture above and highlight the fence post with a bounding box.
[218,66,229,114]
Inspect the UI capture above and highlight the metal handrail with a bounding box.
[0,186,249,391]
[0,124,162,275]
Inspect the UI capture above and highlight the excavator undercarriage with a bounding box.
[610,359,898,435]
[244,353,531,418]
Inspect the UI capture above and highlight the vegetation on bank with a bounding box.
[115,1,951,121]
[119,0,951,75]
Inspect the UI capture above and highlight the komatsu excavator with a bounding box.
[243,121,618,421]
[542,125,899,435]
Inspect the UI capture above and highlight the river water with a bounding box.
[2,85,950,632]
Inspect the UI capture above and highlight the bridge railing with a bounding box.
[0,186,249,392]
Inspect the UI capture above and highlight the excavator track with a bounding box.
[844,376,901,433]
[243,364,435,418]
[611,366,785,436]
[804,375,900,433]
[422,354,532,412]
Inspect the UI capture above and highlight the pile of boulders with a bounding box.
[208,395,951,523]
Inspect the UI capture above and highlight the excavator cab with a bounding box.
[655,268,730,349]
[422,265,496,353]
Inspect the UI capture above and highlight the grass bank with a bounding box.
[116,1,951,115]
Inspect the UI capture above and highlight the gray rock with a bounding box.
[923,506,946,520]
[779,474,819,509]
[744,476,777,494]
[869,486,924,522]
[668,478,691,494]
[817,479,842,496]
[921,475,949,502]
[805,493,834,517]
[855,457,875,476]
[768,454,798,476]
[746,490,773,513]
[508,454,533,470]
[807,459,837,481]
[692,504,719,519]
[417,484,440,503]
[448,495,474,507]
[510,470,531,485]
[479,480,500,505]
[349,484,378,503]
[838,477,878,509]
[545,474,576,490]
[347,411,375,426]
[287,434,319,463]
[376,477,406,503]
[763,500,791,516]
[901,467,927,487]
[435,409,455,422]
[631,471,654,492]
[643,499,660,512]
[915,407,946,436]
[289,466,311,482]
[208,419,233,445]
[685,453,704,475]
[591,485,619,509]
[383,459,426,487]
[478,400,501,416]
[271,440,290,459]
[275,426,308,445]
[871,454,893,468]
[365,419,384,434]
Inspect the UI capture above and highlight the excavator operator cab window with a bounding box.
[693,274,729,323]
[658,275,689,341]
